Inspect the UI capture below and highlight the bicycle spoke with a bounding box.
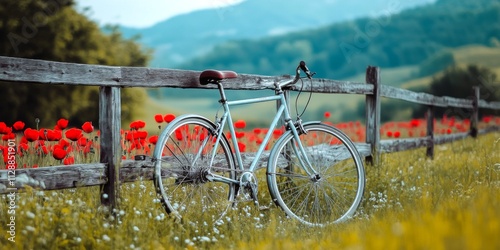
[267,123,365,226]
[154,117,236,224]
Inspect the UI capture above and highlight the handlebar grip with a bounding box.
[299,61,308,72]
[299,61,313,79]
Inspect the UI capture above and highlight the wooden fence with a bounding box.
[1,56,500,211]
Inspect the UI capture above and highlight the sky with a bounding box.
[76,0,243,28]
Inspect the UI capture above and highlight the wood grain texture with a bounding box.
[99,86,121,208]
[0,143,372,194]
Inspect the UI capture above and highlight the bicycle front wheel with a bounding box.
[267,123,365,226]
[153,115,237,223]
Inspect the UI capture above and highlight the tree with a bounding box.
[412,65,499,119]
[0,0,151,127]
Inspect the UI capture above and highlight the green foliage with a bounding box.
[178,0,500,80]
[413,64,499,118]
[0,0,151,127]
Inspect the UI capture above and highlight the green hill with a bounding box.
[119,0,434,68]
[178,0,500,79]
[141,0,500,126]
[402,45,500,90]
[141,44,500,129]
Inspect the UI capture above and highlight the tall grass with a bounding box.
[1,133,499,249]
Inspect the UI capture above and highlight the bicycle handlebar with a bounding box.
[299,61,313,79]
[278,61,315,89]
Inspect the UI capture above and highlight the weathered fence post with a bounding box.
[365,66,381,165]
[426,106,435,159]
[99,86,121,212]
[470,86,480,138]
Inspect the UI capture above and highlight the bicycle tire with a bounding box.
[266,123,365,226]
[153,115,237,223]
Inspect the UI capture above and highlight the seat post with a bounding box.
[216,82,228,103]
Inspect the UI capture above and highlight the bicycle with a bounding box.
[152,61,365,226]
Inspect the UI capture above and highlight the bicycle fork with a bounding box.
[286,119,321,181]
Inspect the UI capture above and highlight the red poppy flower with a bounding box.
[0,122,8,134]
[394,131,401,138]
[56,118,69,130]
[273,129,283,138]
[78,137,88,147]
[37,145,49,155]
[136,131,148,139]
[63,156,75,165]
[24,128,39,142]
[58,139,70,149]
[0,125,12,135]
[154,114,164,123]
[482,116,492,123]
[130,120,146,130]
[125,131,134,141]
[65,128,83,141]
[198,132,207,141]
[2,133,15,141]
[164,114,176,123]
[13,121,25,131]
[148,135,159,145]
[330,138,340,145]
[234,120,246,129]
[52,147,67,160]
[237,142,246,152]
[409,119,420,128]
[47,129,62,141]
[236,131,245,138]
[84,142,94,154]
[386,131,393,137]
[324,111,331,119]
[18,143,29,152]
[82,122,94,133]
[175,129,183,141]
[253,128,261,134]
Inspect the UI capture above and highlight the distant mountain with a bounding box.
[179,0,500,78]
[119,0,435,67]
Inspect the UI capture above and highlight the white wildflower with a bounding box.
[199,236,211,242]
[26,211,35,219]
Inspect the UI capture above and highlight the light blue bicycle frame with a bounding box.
[205,87,318,185]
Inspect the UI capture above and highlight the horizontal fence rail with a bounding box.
[1,56,500,206]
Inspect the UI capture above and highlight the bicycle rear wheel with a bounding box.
[153,115,237,223]
[267,123,365,226]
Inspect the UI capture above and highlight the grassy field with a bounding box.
[1,131,499,249]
